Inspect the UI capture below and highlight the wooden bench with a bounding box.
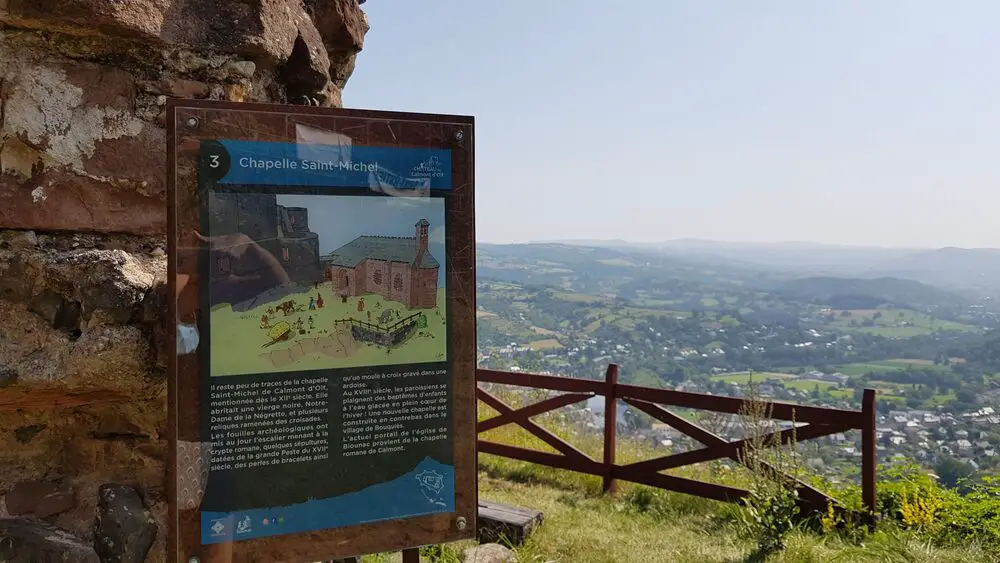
[326,501,543,560]
[476,500,544,546]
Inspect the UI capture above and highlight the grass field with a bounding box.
[477,314,546,343]
[826,308,979,337]
[210,285,447,376]
[711,371,797,383]
[784,379,839,391]
[528,338,563,351]
[755,360,959,408]
[885,358,937,366]
[835,359,950,376]
[551,290,606,304]
[711,372,839,393]
[579,305,692,333]
[358,391,999,563]
[632,297,680,308]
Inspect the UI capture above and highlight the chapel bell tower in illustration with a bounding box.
[416,218,430,253]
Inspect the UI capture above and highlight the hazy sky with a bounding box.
[345,1,999,249]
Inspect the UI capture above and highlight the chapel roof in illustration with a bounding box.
[325,236,439,269]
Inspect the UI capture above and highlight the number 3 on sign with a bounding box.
[209,154,220,168]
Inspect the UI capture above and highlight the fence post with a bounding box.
[602,363,619,495]
[861,388,877,528]
[402,548,420,563]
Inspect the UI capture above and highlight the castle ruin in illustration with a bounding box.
[207,192,324,306]
[323,219,440,310]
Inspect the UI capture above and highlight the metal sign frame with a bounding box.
[166,100,476,562]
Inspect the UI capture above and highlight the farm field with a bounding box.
[710,371,797,384]
[825,308,979,337]
[528,339,563,351]
[477,314,546,343]
[753,360,961,407]
[550,290,606,304]
[783,379,839,392]
[834,359,950,376]
[710,372,841,393]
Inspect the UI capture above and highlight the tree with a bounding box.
[956,388,978,405]
[935,458,976,490]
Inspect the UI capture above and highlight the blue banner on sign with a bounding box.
[200,458,454,545]
[216,140,452,190]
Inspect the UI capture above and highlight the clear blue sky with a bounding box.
[345,1,999,249]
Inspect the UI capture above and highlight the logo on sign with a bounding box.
[210,519,226,537]
[236,516,253,535]
[410,156,445,179]
[416,469,447,507]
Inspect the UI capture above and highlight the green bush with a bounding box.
[732,387,806,557]
[821,463,1000,555]
[737,483,801,556]
[935,476,1000,552]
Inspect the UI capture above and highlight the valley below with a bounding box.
[474,241,1000,485]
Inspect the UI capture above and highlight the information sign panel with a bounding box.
[166,100,476,562]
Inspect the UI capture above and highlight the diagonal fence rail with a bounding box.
[476,365,877,520]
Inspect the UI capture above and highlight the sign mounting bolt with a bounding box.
[188,557,200,563]
[456,516,467,531]
[454,130,464,142]
[186,117,200,128]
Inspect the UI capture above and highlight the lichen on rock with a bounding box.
[0,0,369,235]
[0,53,147,176]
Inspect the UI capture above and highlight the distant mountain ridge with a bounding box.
[869,247,1000,290]
[778,276,967,309]
[530,238,1000,292]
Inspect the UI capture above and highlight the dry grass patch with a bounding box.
[527,338,563,351]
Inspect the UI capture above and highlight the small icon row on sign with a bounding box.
[210,514,284,537]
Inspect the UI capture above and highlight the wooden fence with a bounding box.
[476,365,877,520]
[332,312,422,346]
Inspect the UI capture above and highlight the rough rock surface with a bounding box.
[4,480,76,518]
[0,1,369,560]
[94,485,157,563]
[462,543,518,563]
[0,234,168,557]
[0,0,369,234]
[0,519,100,562]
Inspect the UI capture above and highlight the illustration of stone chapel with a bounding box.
[323,219,440,309]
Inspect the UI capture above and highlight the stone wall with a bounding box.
[0,1,368,561]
